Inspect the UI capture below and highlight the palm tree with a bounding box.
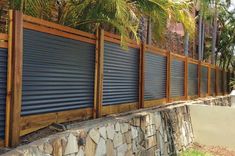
[9,0,195,45]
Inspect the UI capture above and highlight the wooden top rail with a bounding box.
[0,33,8,48]
[145,45,168,56]
[188,58,199,64]
[23,15,96,44]
[104,31,139,49]
[201,61,210,67]
[171,53,187,61]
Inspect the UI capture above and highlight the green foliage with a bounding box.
[217,6,235,70]
[9,0,195,44]
[180,149,213,156]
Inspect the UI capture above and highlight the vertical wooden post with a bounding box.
[5,10,13,147]
[95,28,104,118]
[166,52,171,102]
[139,43,145,108]
[215,67,219,95]
[9,11,23,147]
[222,70,225,95]
[185,57,188,100]
[198,61,201,97]
[208,66,211,96]
[93,28,99,118]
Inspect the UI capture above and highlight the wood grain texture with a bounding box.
[5,10,13,147]
[20,108,93,136]
[23,15,95,39]
[96,28,104,118]
[10,11,23,147]
[102,102,138,116]
[139,43,145,109]
[166,52,171,102]
[23,22,96,44]
[144,99,167,108]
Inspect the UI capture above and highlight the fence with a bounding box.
[0,10,234,147]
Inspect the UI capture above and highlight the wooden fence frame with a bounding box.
[0,10,230,147]
[0,32,9,147]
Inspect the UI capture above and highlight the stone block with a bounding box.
[113,132,123,148]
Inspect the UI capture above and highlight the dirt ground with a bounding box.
[192,143,235,156]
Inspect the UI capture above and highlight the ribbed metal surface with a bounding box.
[224,72,227,92]
[170,59,185,97]
[103,42,139,106]
[218,71,223,93]
[22,29,95,115]
[144,52,167,100]
[210,69,216,94]
[0,48,7,139]
[200,66,208,94]
[188,63,198,96]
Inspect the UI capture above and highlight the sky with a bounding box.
[230,0,235,10]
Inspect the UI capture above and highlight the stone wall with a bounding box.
[189,95,231,107]
[3,95,231,156]
[3,106,193,156]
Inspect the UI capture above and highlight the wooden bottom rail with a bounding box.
[187,95,199,100]
[20,108,93,136]
[144,99,167,108]
[169,96,186,102]
[102,102,138,116]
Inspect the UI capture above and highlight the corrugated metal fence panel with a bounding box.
[210,69,215,95]
[22,29,95,116]
[103,41,139,106]
[224,72,227,93]
[188,63,198,96]
[218,70,223,93]
[200,66,208,94]
[144,52,167,100]
[0,48,7,139]
[170,59,185,97]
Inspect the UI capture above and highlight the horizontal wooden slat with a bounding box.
[171,53,186,61]
[20,108,93,136]
[144,98,167,108]
[169,96,186,102]
[0,42,7,48]
[145,45,168,56]
[23,15,95,39]
[104,36,139,49]
[104,31,138,45]
[23,22,96,44]
[201,62,210,67]
[188,58,199,64]
[102,102,138,116]
[0,33,8,40]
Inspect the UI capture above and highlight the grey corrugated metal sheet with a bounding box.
[224,72,227,92]
[188,63,198,96]
[170,59,184,97]
[200,66,208,94]
[103,41,139,106]
[218,70,223,93]
[144,52,166,100]
[22,29,95,116]
[0,48,7,139]
[210,69,216,95]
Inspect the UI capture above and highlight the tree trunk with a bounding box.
[201,21,205,60]
[212,2,218,64]
[198,12,203,60]
[146,17,152,45]
[184,32,189,56]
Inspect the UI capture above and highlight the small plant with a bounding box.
[230,78,235,90]
[180,149,212,156]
